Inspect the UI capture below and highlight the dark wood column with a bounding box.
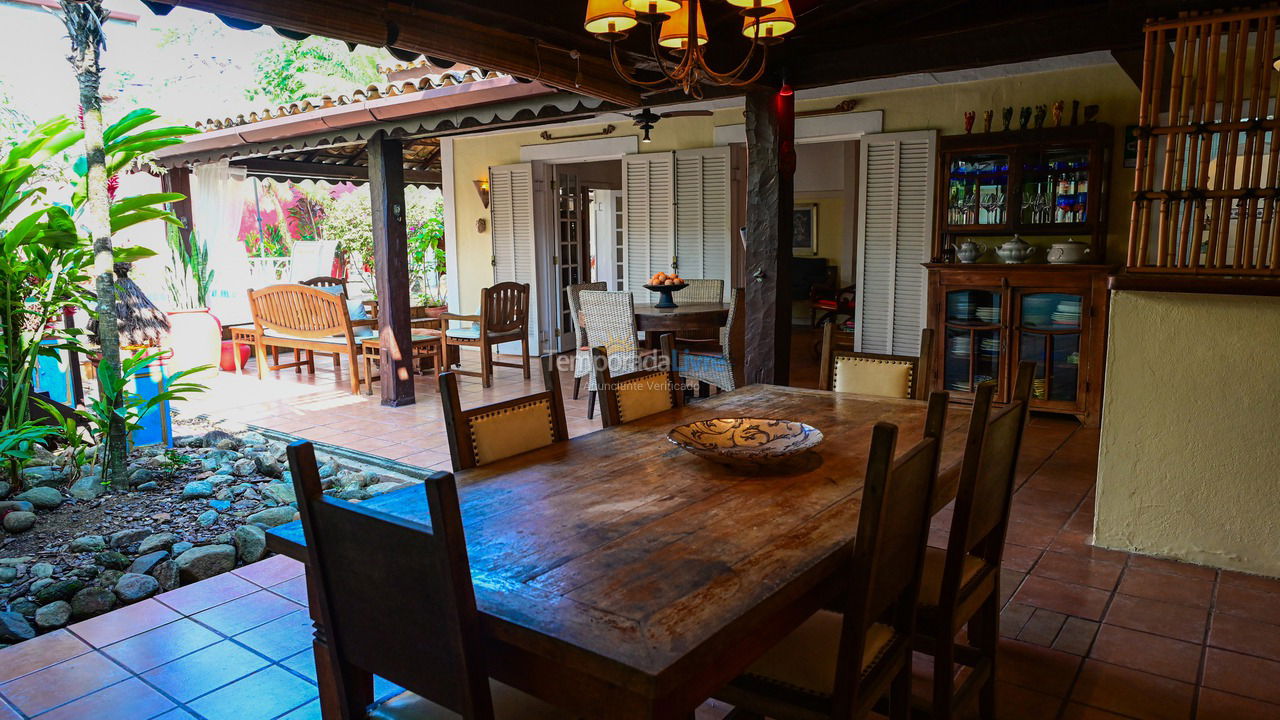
[160,166,194,250]
[368,131,415,406]
[744,85,795,385]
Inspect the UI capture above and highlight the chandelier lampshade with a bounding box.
[742,0,796,41]
[658,2,708,49]
[584,0,637,38]
[623,0,682,14]
[726,0,784,17]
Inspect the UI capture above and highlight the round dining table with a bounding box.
[633,301,729,341]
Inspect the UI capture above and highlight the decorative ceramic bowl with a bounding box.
[667,418,824,469]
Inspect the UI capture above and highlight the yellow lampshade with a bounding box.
[584,0,637,37]
[624,0,681,14]
[658,2,707,49]
[726,0,783,15]
[742,0,796,40]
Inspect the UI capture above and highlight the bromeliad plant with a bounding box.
[165,224,214,310]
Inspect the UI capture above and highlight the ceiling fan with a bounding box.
[624,107,713,142]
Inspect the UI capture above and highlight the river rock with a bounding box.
[174,434,203,448]
[240,431,268,447]
[233,524,267,563]
[151,560,179,591]
[173,545,236,584]
[30,562,55,579]
[252,453,283,479]
[114,573,160,603]
[231,458,255,477]
[196,510,219,527]
[367,481,402,496]
[181,480,214,500]
[10,598,37,618]
[20,465,69,488]
[98,569,125,587]
[246,506,298,528]
[0,480,10,498]
[128,468,165,488]
[128,551,169,576]
[204,429,241,449]
[137,532,178,555]
[94,551,131,570]
[336,486,370,501]
[70,587,116,618]
[34,601,72,630]
[0,612,35,642]
[2,511,36,533]
[262,483,296,505]
[171,541,194,556]
[14,486,62,510]
[208,499,231,512]
[34,578,84,604]
[0,567,16,582]
[68,535,107,553]
[0,500,34,513]
[68,473,106,500]
[109,527,152,549]
[30,578,53,596]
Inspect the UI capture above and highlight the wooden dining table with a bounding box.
[266,384,969,719]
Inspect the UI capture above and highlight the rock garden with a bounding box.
[0,423,414,649]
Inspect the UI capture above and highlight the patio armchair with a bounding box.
[283,440,564,720]
[247,284,371,394]
[438,355,568,470]
[565,281,607,401]
[714,392,949,720]
[590,334,682,428]
[441,282,531,388]
[818,324,935,400]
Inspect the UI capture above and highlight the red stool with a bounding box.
[220,340,252,371]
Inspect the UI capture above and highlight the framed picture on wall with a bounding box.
[792,203,818,255]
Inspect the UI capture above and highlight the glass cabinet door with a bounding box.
[943,289,1002,393]
[947,153,1010,226]
[1020,147,1090,225]
[1018,292,1083,403]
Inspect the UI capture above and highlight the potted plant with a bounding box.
[163,225,221,379]
[409,200,448,316]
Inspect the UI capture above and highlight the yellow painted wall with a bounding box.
[791,193,845,323]
[1096,291,1280,577]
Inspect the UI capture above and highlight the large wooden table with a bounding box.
[266,385,968,719]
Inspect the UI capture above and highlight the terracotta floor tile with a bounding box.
[152,707,200,720]
[234,610,314,661]
[1088,624,1203,684]
[1002,544,1044,573]
[102,618,221,673]
[1070,660,1194,720]
[154,572,260,616]
[280,649,319,682]
[1201,647,1280,706]
[1218,570,1280,596]
[233,554,305,588]
[1060,702,1134,719]
[0,699,18,720]
[34,677,175,720]
[68,599,183,648]
[277,699,322,720]
[1208,612,1280,662]
[1128,555,1218,582]
[997,638,1082,696]
[1195,688,1280,720]
[1013,575,1112,621]
[1053,617,1100,656]
[141,640,270,703]
[1214,583,1280,627]
[1117,567,1214,609]
[1017,607,1068,646]
[1000,602,1036,638]
[191,590,303,636]
[995,681,1064,720]
[1104,593,1209,644]
[0,630,91,684]
[1005,519,1060,550]
[186,666,317,720]
[1033,550,1124,591]
[268,574,310,606]
[0,651,130,717]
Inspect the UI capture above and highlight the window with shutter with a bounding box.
[855,131,937,355]
[674,147,732,296]
[623,153,674,299]
[487,163,538,347]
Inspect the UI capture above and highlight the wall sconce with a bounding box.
[474,179,490,209]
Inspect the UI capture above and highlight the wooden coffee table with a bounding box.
[359,328,457,394]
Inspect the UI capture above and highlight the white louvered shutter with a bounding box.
[855,131,936,355]
[487,163,538,349]
[622,153,675,299]
[673,147,731,296]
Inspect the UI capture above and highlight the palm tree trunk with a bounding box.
[61,0,127,486]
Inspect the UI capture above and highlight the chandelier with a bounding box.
[583,0,796,98]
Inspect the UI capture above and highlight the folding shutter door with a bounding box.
[855,131,937,355]
[622,153,675,299]
[673,147,731,296]
[488,163,537,348]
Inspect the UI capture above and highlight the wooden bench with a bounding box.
[247,284,371,394]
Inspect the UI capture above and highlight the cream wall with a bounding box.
[1096,291,1280,577]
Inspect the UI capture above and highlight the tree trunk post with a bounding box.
[744,85,796,385]
[368,131,416,406]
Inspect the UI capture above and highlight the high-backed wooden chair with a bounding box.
[591,334,683,428]
[300,276,349,295]
[285,441,562,720]
[819,324,935,400]
[715,392,949,720]
[438,355,568,471]
[913,362,1035,720]
[441,282,531,388]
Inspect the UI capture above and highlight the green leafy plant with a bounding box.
[245,37,384,105]
[165,225,215,310]
[322,190,446,304]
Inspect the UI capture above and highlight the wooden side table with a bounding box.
[359,329,457,395]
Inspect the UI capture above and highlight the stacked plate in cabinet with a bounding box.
[979,337,1000,356]
[1052,298,1082,327]
[949,335,971,358]
[975,306,1000,323]
[948,297,973,321]
[1023,296,1056,326]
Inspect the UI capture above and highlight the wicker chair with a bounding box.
[590,334,683,428]
[565,281,607,401]
[579,290,644,420]
[819,323,935,400]
[677,278,724,303]
[438,355,568,471]
[440,282,531,388]
[675,287,741,394]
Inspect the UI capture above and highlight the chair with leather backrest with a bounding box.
[819,324,935,400]
[285,440,562,719]
[591,334,683,428]
[714,391,949,720]
[565,281,607,401]
[438,355,568,471]
[441,282,531,388]
[913,362,1035,720]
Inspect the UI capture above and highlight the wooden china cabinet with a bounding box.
[926,124,1114,425]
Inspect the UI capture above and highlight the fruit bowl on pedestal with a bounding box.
[642,282,688,309]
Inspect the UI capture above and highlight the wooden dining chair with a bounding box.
[565,281,607,401]
[285,441,562,720]
[913,362,1035,720]
[590,334,683,428]
[441,282,531,388]
[715,392,949,720]
[818,324,935,400]
[438,355,568,471]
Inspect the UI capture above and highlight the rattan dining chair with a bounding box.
[913,362,1034,720]
[565,281,607,401]
[284,440,564,720]
[677,278,724,303]
[579,289,644,420]
[441,282,531,388]
[591,334,683,428]
[819,324,935,400]
[675,287,741,393]
[438,355,568,471]
[714,392,949,720]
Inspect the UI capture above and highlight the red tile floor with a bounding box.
[1,341,1278,719]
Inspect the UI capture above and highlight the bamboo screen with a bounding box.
[1129,9,1280,275]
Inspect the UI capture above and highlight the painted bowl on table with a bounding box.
[667,418,824,469]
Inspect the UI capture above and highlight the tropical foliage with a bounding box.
[245,37,384,105]
[321,189,447,304]
[164,225,215,310]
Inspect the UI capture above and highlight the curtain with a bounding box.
[193,160,251,324]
